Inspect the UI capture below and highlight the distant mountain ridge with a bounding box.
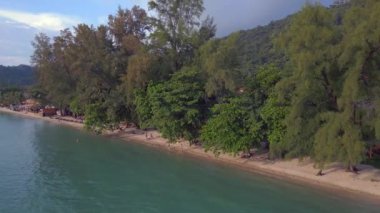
[231,2,348,74]
[0,65,36,87]
[234,16,290,73]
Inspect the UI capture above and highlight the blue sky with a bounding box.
[0,0,333,66]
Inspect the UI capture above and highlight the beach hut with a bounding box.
[42,107,58,117]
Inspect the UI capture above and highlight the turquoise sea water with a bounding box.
[0,112,379,213]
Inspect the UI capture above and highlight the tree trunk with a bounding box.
[369,146,373,159]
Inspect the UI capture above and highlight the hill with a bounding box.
[235,16,290,72]
[0,65,36,88]
[232,2,350,73]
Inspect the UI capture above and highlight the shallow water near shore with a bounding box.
[0,112,379,213]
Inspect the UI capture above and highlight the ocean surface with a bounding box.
[0,112,379,213]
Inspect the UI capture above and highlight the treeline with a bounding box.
[0,65,36,88]
[0,88,23,106]
[0,65,36,105]
[31,0,380,172]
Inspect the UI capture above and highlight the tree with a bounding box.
[272,1,380,172]
[261,94,288,158]
[198,33,241,98]
[124,51,158,100]
[84,103,107,133]
[314,0,380,172]
[0,65,36,87]
[0,88,23,106]
[275,4,341,158]
[50,29,76,111]
[198,16,217,46]
[148,0,214,72]
[108,6,151,76]
[71,24,130,130]
[108,6,151,45]
[134,88,153,129]
[144,66,205,142]
[251,65,287,158]
[201,96,262,155]
[31,30,75,110]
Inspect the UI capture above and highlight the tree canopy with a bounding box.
[27,0,380,171]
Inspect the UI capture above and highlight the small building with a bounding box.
[42,107,57,117]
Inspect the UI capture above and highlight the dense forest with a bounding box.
[0,65,36,87]
[27,0,380,173]
[0,65,36,106]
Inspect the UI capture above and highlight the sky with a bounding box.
[0,0,333,66]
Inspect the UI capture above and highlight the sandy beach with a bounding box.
[0,107,83,129]
[1,107,380,200]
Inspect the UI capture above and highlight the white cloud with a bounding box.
[0,18,59,65]
[0,56,29,66]
[97,16,108,25]
[0,9,80,31]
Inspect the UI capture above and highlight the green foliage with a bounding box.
[29,0,380,169]
[31,5,151,128]
[32,30,76,109]
[314,112,366,169]
[147,67,205,142]
[261,94,288,158]
[313,0,380,169]
[244,64,285,157]
[254,64,282,92]
[236,18,289,73]
[108,5,150,45]
[84,103,107,133]
[134,89,153,129]
[199,33,241,97]
[148,0,214,72]
[124,51,170,102]
[0,65,35,88]
[201,96,262,155]
[245,64,283,108]
[0,88,23,105]
[83,88,128,131]
[69,97,84,116]
[275,4,341,159]
[272,1,380,169]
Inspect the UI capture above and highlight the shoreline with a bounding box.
[1,107,380,201]
[0,107,84,129]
